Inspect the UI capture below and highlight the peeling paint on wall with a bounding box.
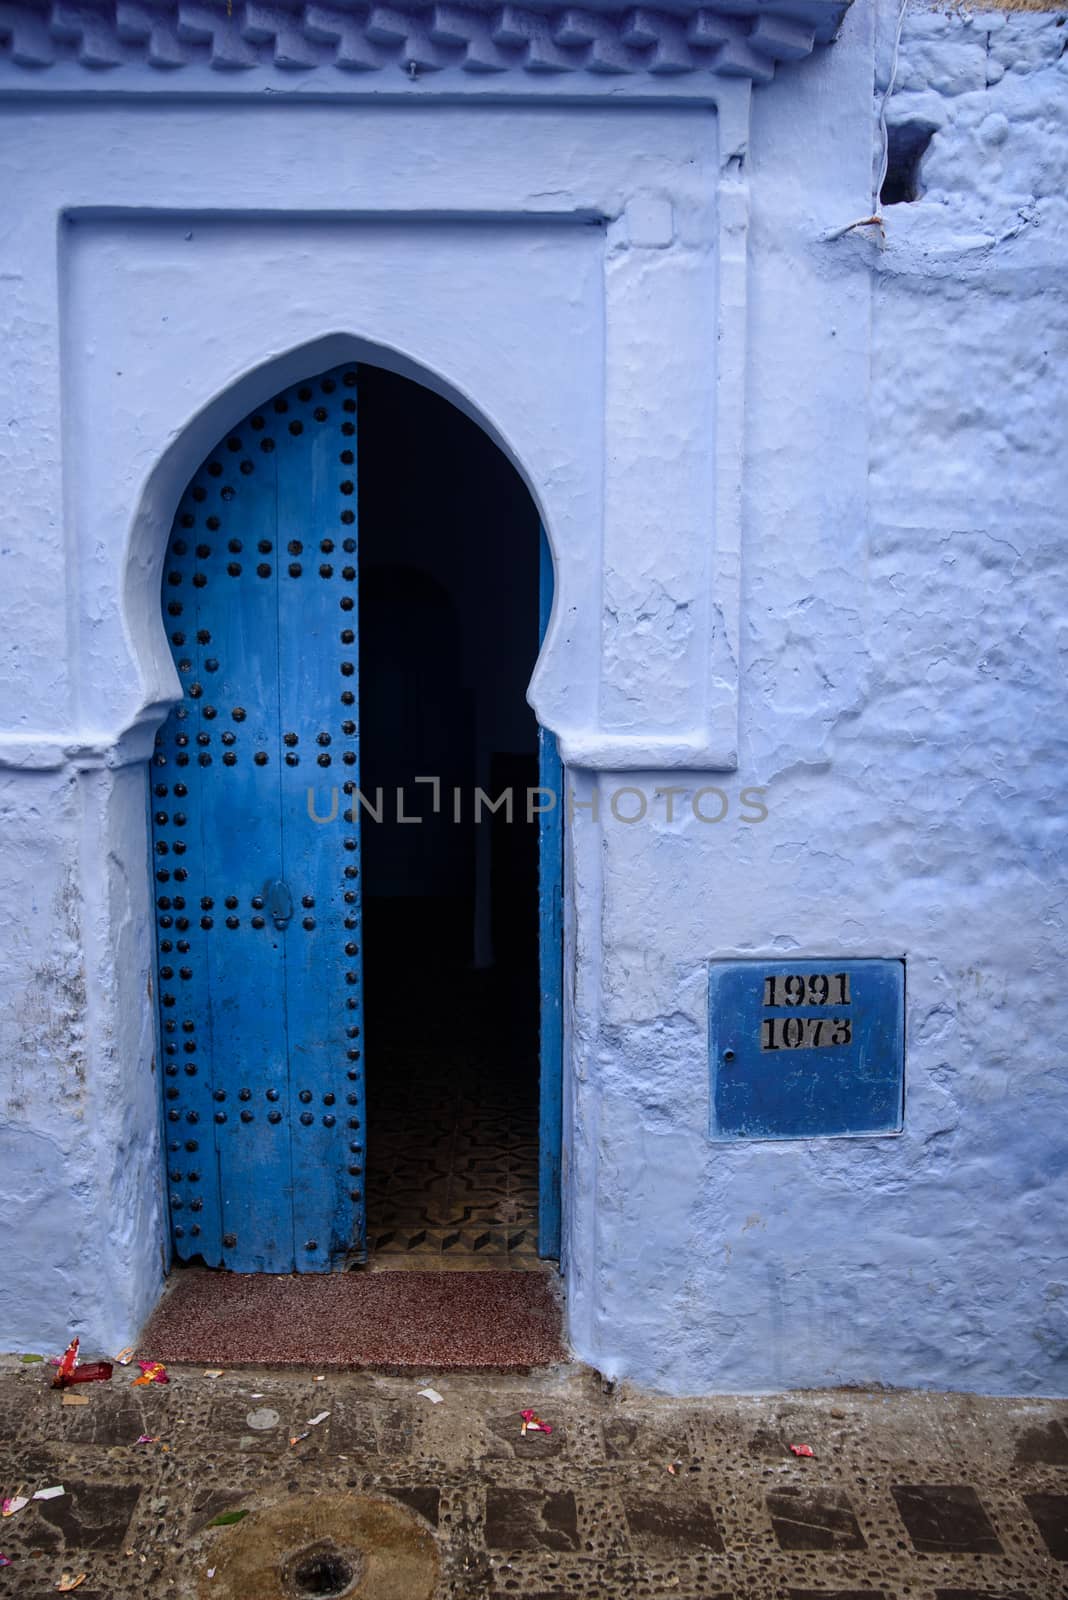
[14,860,88,1110]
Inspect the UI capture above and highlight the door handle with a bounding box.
[266,878,293,931]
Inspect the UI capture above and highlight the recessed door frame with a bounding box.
[43,91,732,1343]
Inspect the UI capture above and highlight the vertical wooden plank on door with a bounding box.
[538,525,563,1258]
[153,423,294,1273]
[276,368,365,1269]
[192,426,292,1273]
[153,477,226,1267]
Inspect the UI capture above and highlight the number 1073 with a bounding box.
[761,1016,853,1050]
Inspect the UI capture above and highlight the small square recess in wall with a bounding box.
[707,959,905,1141]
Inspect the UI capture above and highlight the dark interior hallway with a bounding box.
[357,366,546,1270]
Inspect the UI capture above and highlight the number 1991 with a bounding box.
[763,972,851,1008]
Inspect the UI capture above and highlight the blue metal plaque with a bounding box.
[708,959,905,1141]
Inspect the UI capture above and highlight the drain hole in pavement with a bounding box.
[294,1554,350,1594]
[289,1545,358,1597]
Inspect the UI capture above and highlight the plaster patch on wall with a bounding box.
[16,861,88,1105]
[2,781,85,1118]
[602,579,695,729]
[0,1122,91,1348]
[0,275,69,736]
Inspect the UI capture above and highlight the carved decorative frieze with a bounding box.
[0,0,849,86]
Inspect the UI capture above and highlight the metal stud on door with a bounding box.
[151,367,365,1273]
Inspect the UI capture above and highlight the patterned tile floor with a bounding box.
[362,1035,543,1273]
[357,897,546,1270]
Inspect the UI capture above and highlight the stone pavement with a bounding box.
[1,1354,1066,1599]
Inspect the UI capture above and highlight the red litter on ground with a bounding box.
[789,1443,815,1458]
[63,1364,112,1386]
[51,1339,113,1389]
[53,1340,78,1386]
[132,1362,168,1387]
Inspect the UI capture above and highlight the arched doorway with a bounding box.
[150,361,560,1276]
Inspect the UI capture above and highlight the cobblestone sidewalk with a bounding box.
[1,1355,1066,1599]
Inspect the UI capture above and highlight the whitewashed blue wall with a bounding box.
[0,0,1065,1394]
[564,2,1068,1395]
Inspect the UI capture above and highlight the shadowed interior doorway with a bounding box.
[358,366,549,1270]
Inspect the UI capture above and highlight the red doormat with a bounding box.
[141,1268,565,1370]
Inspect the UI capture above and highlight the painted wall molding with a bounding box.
[15,94,755,774]
[0,0,850,93]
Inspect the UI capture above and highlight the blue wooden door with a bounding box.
[151,365,365,1273]
[538,527,563,1258]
